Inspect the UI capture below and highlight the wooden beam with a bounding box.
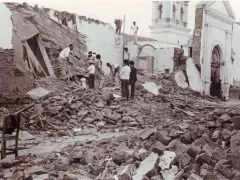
[24,42,48,77]
[36,34,56,77]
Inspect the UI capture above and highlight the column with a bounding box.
[152,1,158,23]
[223,31,232,100]
[183,5,188,26]
[203,25,211,94]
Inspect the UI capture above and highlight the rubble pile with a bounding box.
[2,73,240,179]
[14,73,219,134]
[2,109,240,179]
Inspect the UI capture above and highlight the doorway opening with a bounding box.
[26,35,49,77]
[210,45,221,97]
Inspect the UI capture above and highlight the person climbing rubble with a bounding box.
[94,54,105,89]
[87,60,95,89]
[106,63,120,82]
[120,60,131,101]
[129,60,137,99]
[58,44,74,79]
[131,21,139,44]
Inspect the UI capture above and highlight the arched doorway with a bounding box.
[210,45,221,96]
[137,44,156,73]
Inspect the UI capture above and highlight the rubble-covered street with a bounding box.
[1,1,240,180]
[1,72,240,180]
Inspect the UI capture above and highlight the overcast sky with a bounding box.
[1,0,240,37]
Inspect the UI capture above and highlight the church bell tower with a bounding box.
[149,1,191,45]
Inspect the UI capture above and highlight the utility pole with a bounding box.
[123,15,126,34]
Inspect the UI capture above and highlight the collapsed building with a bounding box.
[0,3,87,102]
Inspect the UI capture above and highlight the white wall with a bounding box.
[0,3,13,49]
[76,20,123,74]
[155,48,174,74]
[186,58,203,92]
[232,23,240,82]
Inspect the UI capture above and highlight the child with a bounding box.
[87,60,95,89]
[129,61,137,99]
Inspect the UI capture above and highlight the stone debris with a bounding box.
[158,151,176,170]
[1,50,240,180]
[132,152,158,180]
[141,82,161,96]
[26,87,51,100]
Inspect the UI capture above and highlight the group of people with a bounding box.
[58,44,137,100]
[86,51,105,89]
[105,60,137,100]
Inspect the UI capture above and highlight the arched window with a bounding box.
[180,7,184,23]
[172,5,176,20]
[158,4,163,19]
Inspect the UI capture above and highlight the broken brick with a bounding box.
[155,131,172,146]
[139,128,156,140]
[187,144,201,158]
[196,153,213,166]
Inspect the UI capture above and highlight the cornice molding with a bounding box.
[205,9,235,24]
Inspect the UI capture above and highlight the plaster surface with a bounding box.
[0,3,13,49]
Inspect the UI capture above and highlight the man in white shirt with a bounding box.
[120,60,131,101]
[58,44,74,78]
[131,21,139,44]
[87,60,95,89]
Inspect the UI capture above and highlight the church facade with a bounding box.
[126,1,240,100]
[192,1,240,100]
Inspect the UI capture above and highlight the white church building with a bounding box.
[125,0,240,100]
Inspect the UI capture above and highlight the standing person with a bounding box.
[106,63,120,79]
[215,79,222,98]
[87,60,95,89]
[114,19,122,35]
[58,44,74,79]
[131,21,139,44]
[124,47,130,61]
[129,61,137,99]
[95,54,105,89]
[120,60,131,101]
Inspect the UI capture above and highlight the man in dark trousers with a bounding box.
[120,60,131,101]
[215,79,222,98]
[129,61,137,99]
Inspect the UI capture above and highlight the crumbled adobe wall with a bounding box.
[45,8,123,74]
[0,49,33,102]
[192,7,204,72]
[0,3,34,100]
[0,3,88,100]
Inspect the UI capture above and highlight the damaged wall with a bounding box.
[192,6,204,70]
[0,3,13,49]
[0,3,88,99]
[0,49,33,101]
[186,58,203,92]
[45,8,123,74]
